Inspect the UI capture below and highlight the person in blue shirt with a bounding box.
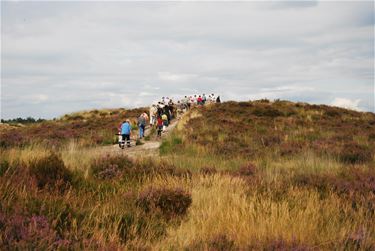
[121,120,132,148]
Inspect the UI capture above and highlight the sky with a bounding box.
[1,1,374,119]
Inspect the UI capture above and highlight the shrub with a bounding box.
[136,187,192,218]
[368,132,375,142]
[29,153,72,189]
[91,155,133,179]
[0,213,59,250]
[259,238,309,251]
[339,142,372,164]
[236,163,257,177]
[280,142,304,156]
[186,235,237,251]
[343,226,373,250]
[252,107,283,118]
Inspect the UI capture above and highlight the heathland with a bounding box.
[1,99,374,250]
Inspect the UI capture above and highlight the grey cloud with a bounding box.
[1,1,374,119]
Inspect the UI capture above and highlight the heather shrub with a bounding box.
[343,226,374,250]
[280,142,304,156]
[248,238,309,251]
[29,152,72,189]
[252,107,284,117]
[0,213,61,250]
[186,235,237,251]
[136,187,192,218]
[91,154,133,179]
[368,132,375,142]
[236,163,257,177]
[338,142,373,164]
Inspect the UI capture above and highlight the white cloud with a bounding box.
[331,98,362,111]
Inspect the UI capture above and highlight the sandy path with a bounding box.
[95,117,180,159]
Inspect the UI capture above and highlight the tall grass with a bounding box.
[1,101,374,249]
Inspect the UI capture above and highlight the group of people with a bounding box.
[118,93,221,148]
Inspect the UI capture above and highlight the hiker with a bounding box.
[163,104,170,123]
[121,120,131,148]
[161,113,168,131]
[176,101,184,118]
[211,93,216,102]
[137,114,146,139]
[149,105,157,126]
[157,116,163,137]
[202,94,207,105]
[216,96,221,103]
[182,96,189,110]
[197,95,203,105]
[157,102,164,117]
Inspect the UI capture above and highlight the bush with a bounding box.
[254,238,309,251]
[29,153,72,189]
[186,235,237,251]
[136,187,192,218]
[236,163,257,177]
[91,155,133,179]
[339,142,372,164]
[280,142,304,156]
[0,213,65,250]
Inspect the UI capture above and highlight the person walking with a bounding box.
[197,95,203,105]
[161,113,168,132]
[121,119,132,148]
[157,116,163,137]
[149,105,157,126]
[216,96,221,103]
[202,94,207,105]
[137,114,146,139]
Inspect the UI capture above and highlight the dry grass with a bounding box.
[1,101,374,250]
[158,174,374,250]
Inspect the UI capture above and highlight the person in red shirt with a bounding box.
[157,116,163,137]
[197,96,203,105]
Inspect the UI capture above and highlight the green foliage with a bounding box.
[159,135,183,155]
[1,117,45,124]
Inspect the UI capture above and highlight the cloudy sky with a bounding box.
[1,1,374,119]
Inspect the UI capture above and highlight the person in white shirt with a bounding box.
[149,104,157,126]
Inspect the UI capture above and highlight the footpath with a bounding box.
[97,116,181,159]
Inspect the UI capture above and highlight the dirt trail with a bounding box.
[95,117,180,159]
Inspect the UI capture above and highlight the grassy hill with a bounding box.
[1,100,374,250]
[0,107,147,148]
